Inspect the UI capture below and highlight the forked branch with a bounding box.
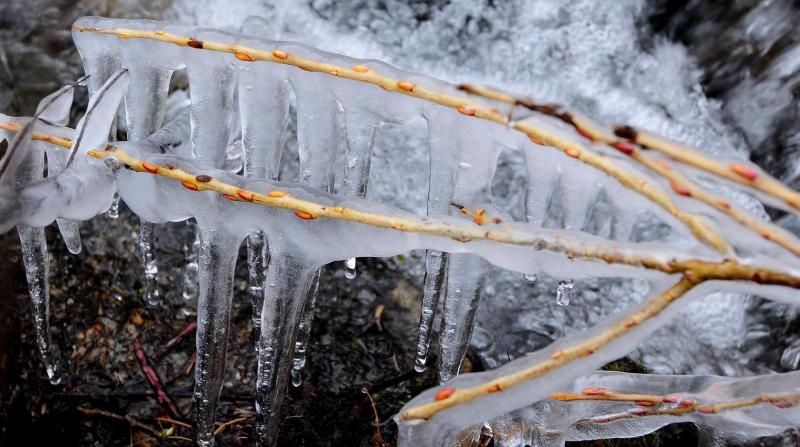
[458,84,800,256]
[71,25,731,253]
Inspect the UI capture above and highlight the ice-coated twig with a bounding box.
[70,25,730,253]
[399,277,699,421]
[4,127,795,288]
[615,125,800,213]
[454,370,800,445]
[457,84,800,256]
[553,387,800,425]
[83,145,800,286]
[66,68,129,167]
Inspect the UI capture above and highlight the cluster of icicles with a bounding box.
[1,16,799,447]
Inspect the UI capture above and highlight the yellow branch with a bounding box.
[458,84,800,256]
[70,25,730,253]
[400,277,700,421]
[4,121,799,288]
[616,127,800,212]
[558,388,800,425]
[9,122,800,423]
[0,122,73,149]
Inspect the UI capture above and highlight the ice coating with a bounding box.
[449,370,800,446]
[10,127,63,385]
[1,13,799,446]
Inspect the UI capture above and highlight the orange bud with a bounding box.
[610,141,635,155]
[235,52,254,62]
[565,147,581,159]
[272,49,289,60]
[236,190,254,202]
[435,387,456,401]
[488,383,503,393]
[528,133,544,145]
[457,105,476,116]
[397,81,415,92]
[181,181,198,191]
[267,190,286,198]
[670,182,692,197]
[696,406,715,414]
[575,127,595,141]
[141,162,159,174]
[582,387,607,396]
[352,64,370,73]
[222,193,238,201]
[730,163,758,181]
[294,210,316,220]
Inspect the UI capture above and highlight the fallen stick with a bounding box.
[133,335,182,418]
[78,406,162,438]
[154,320,197,362]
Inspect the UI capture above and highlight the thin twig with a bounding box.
[77,406,163,438]
[400,277,699,421]
[133,335,182,417]
[156,416,193,429]
[154,320,197,362]
[362,386,383,447]
[213,416,249,436]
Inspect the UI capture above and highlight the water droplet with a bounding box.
[291,371,303,387]
[556,279,574,306]
[106,193,120,219]
[414,357,427,373]
[523,273,537,283]
[344,257,357,279]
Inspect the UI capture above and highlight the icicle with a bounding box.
[139,220,159,307]
[57,220,83,254]
[4,82,85,386]
[344,257,357,279]
[556,280,574,306]
[105,194,121,218]
[120,58,172,308]
[416,249,447,372]
[438,253,490,383]
[192,227,242,447]
[37,77,85,254]
[246,231,267,328]
[185,32,236,168]
[340,105,383,284]
[414,111,458,373]
[238,56,290,330]
[45,144,84,254]
[561,162,599,231]
[256,254,318,446]
[7,135,60,384]
[524,149,562,227]
[18,225,61,384]
[181,220,200,316]
[436,118,499,383]
[287,82,341,381]
[291,269,321,387]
